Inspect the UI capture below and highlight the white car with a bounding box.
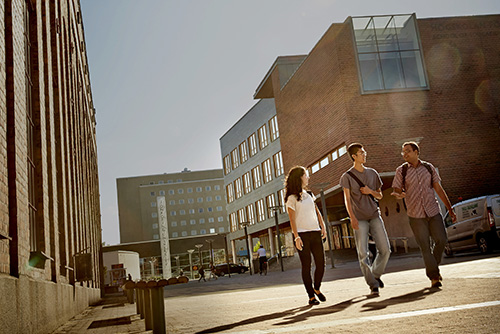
[444,194,500,256]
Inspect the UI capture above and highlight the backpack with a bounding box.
[346,170,378,205]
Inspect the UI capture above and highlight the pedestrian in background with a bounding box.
[198,266,206,282]
[285,166,327,305]
[340,143,391,296]
[391,141,456,288]
[257,245,267,275]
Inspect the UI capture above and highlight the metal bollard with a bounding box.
[136,281,147,319]
[124,280,136,304]
[143,287,153,331]
[151,279,169,334]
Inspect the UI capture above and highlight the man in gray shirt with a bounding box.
[340,143,391,296]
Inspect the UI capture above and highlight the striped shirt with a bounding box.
[392,160,442,218]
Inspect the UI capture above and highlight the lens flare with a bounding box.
[475,78,500,113]
[427,43,461,81]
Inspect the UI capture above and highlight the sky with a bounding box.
[80,0,500,246]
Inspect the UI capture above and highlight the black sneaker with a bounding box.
[308,297,320,305]
[370,287,379,296]
[376,278,384,288]
[314,289,326,302]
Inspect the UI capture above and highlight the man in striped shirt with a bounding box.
[391,141,456,288]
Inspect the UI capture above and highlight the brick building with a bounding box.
[1,1,102,333]
[255,13,500,249]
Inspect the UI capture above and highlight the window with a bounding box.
[273,151,284,177]
[178,199,184,204]
[226,183,235,203]
[188,198,194,204]
[239,141,248,163]
[151,202,157,207]
[206,196,212,202]
[223,155,231,175]
[196,187,202,192]
[169,200,175,205]
[216,195,221,201]
[153,234,159,239]
[187,188,193,193]
[199,218,205,224]
[177,179,182,182]
[216,206,222,211]
[169,190,175,195]
[243,172,252,194]
[208,217,214,223]
[152,223,158,229]
[150,192,155,196]
[158,181,164,184]
[168,180,173,183]
[234,178,243,199]
[252,166,262,189]
[190,219,196,225]
[248,133,258,157]
[159,190,165,196]
[170,211,176,216]
[208,207,213,212]
[218,217,224,222]
[218,227,225,233]
[172,232,178,238]
[152,213,158,218]
[352,14,427,93]
[214,185,220,190]
[266,193,277,218]
[231,148,239,170]
[189,209,195,214]
[178,189,184,194]
[171,221,177,227]
[278,189,286,214]
[256,199,266,222]
[209,228,215,234]
[200,229,207,235]
[199,208,204,213]
[206,186,211,191]
[179,210,186,215]
[237,208,246,226]
[320,156,329,168]
[269,116,279,141]
[258,124,269,150]
[230,212,237,232]
[191,230,197,236]
[182,231,188,237]
[339,146,347,156]
[181,220,187,226]
[262,159,272,184]
[197,197,203,203]
[246,203,256,225]
[310,145,348,174]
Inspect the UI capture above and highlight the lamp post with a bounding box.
[311,182,335,269]
[220,233,231,278]
[240,221,252,275]
[268,206,284,272]
[174,255,180,274]
[195,244,203,266]
[187,249,195,279]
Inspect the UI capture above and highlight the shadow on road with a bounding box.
[360,287,441,312]
[195,297,368,333]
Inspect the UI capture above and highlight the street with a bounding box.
[163,252,500,334]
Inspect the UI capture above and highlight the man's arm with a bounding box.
[433,182,457,223]
[360,186,383,200]
[315,205,327,238]
[391,187,406,199]
[343,188,359,230]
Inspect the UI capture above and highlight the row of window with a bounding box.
[225,151,284,204]
[228,189,286,232]
[166,207,224,216]
[149,185,221,197]
[309,145,348,174]
[223,116,280,175]
[152,216,224,227]
[152,227,225,239]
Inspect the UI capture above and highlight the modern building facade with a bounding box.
[1,1,102,333]
[220,96,301,265]
[116,168,228,277]
[255,13,500,249]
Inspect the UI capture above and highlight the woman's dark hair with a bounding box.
[284,166,306,203]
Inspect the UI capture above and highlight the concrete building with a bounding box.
[116,169,228,277]
[0,1,102,333]
[254,13,500,250]
[220,98,294,266]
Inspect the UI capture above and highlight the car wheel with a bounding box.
[240,268,245,274]
[477,235,490,254]
[444,244,453,257]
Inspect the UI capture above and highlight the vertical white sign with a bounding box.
[157,196,171,278]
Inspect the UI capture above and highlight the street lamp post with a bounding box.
[240,221,252,275]
[187,249,195,279]
[268,206,284,272]
[311,182,335,269]
[195,244,203,266]
[220,233,231,278]
[206,239,214,264]
[174,255,180,274]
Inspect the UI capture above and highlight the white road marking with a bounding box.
[229,300,500,334]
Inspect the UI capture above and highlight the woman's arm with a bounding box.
[287,206,303,251]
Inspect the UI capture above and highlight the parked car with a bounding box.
[444,194,500,256]
[214,263,249,276]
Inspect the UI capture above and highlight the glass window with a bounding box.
[200,229,206,235]
[278,189,286,214]
[218,227,225,233]
[223,155,231,175]
[252,166,262,189]
[208,207,213,212]
[188,198,194,203]
[168,180,173,184]
[246,203,255,225]
[179,210,186,215]
[248,133,258,157]
[169,200,175,205]
[269,115,279,142]
[171,221,177,227]
[159,190,165,196]
[199,218,205,224]
[217,206,222,211]
[191,230,197,236]
[181,220,187,226]
[179,199,185,204]
[206,186,211,191]
[216,195,221,201]
[197,197,203,203]
[189,209,195,214]
[231,148,239,170]
[206,196,212,202]
[153,234,159,239]
[199,208,204,213]
[152,213,158,218]
[239,141,249,163]
[230,212,237,232]
[172,232,178,238]
[226,183,235,203]
[169,190,175,195]
[242,172,252,194]
[237,208,246,225]
[352,14,427,93]
[158,181,164,184]
[214,185,220,190]
[218,217,224,222]
[178,189,184,194]
[151,202,157,207]
[266,194,277,218]
[190,219,196,225]
[152,223,158,229]
[234,178,243,199]
[262,159,272,183]
[182,231,188,237]
[187,188,193,193]
[209,228,215,234]
[258,124,269,150]
[196,187,202,192]
[208,217,214,223]
[256,199,266,222]
[320,157,329,168]
[331,150,338,161]
[150,192,155,196]
[273,151,284,177]
[339,145,347,156]
[311,163,320,174]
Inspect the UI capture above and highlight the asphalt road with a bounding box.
[163,251,500,334]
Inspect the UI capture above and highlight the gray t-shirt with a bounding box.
[339,167,382,220]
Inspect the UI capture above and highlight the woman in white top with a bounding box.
[285,166,327,305]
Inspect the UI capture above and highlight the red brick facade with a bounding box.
[1,1,102,332]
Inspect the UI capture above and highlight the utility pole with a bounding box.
[268,206,284,271]
[240,221,252,275]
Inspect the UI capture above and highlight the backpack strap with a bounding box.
[421,161,434,188]
[402,161,434,189]
[347,171,377,204]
